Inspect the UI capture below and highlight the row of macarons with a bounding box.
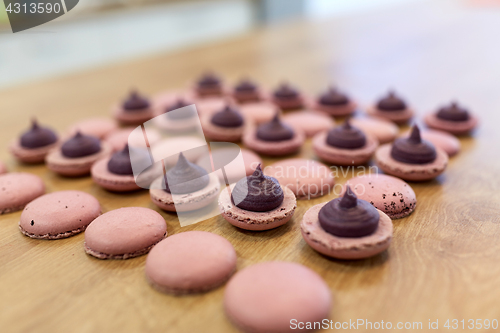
[2,182,331,332]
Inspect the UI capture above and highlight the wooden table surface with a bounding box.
[1,1,500,332]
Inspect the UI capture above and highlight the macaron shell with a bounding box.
[145,231,237,294]
[218,185,297,231]
[282,111,334,137]
[375,144,448,181]
[264,158,335,199]
[366,106,414,124]
[150,136,206,167]
[113,106,156,126]
[424,113,479,135]
[201,115,245,142]
[152,90,196,113]
[154,113,200,133]
[350,116,399,144]
[9,139,59,164]
[104,127,161,152]
[84,207,166,259]
[343,174,417,219]
[0,173,45,214]
[401,128,461,157]
[243,128,305,157]
[301,203,393,259]
[224,261,332,333]
[67,117,118,139]
[312,100,357,117]
[45,143,112,177]
[91,158,140,192]
[239,102,277,124]
[19,191,101,239]
[193,96,228,116]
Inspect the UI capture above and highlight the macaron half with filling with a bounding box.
[202,104,245,142]
[313,119,378,165]
[194,72,225,97]
[145,231,237,294]
[224,261,332,333]
[84,207,166,259]
[301,186,393,259]
[46,131,112,176]
[19,191,101,239]
[243,113,305,156]
[218,164,297,231]
[424,101,479,135]
[150,153,220,212]
[367,90,414,124]
[232,78,262,103]
[10,119,59,164]
[270,82,304,110]
[343,174,417,219]
[154,98,199,132]
[313,86,356,117]
[0,173,45,214]
[401,128,461,157]
[375,125,448,181]
[113,90,155,126]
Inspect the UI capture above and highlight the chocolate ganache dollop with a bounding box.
[197,72,222,89]
[61,131,101,158]
[318,185,379,238]
[256,113,294,141]
[20,119,58,149]
[123,90,150,111]
[436,101,470,122]
[211,104,244,128]
[326,119,366,149]
[391,125,436,164]
[273,82,300,100]
[107,144,148,175]
[319,86,349,106]
[164,153,209,194]
[231,164,284,212]
[165,98,196,120]
[234,79,257,93]
[377,90,407,111]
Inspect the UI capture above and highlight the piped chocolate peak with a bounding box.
[319,86,349,106]
[436,101,470,122]
[20,118,58,149]
[318,185,379,238]
[123,90,150,111]
[377,90,407,111]
[231,164,284,212]
[165,98,196,120]
[256,113,294,142]
[107,144,134,175]
[234,78,257,92]
[391,125,437,164]
[273,82,300,99]
[61,131,101,158]
[164,153,209,194]
[211,104,244,128]
[197,72,222,88]
[326,119,366,149]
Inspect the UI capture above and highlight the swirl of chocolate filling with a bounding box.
[231,164,284,212]
[61,131,101,158]
[391,125,437,164]
[377,90,407,111]
[123,90,150,111]
[197,72,222,89]
[273,82,300,99]
[318,185,379,237]
[20,119,58,149]
[436,101,470,121]
[256,113,294,142]
[326,119,366,149]
[164,153,209,194]
[318,87,349,106]
[234,79,258,93]
[165,98,196,120]
[107,144,148,175]
[211,105,244,128]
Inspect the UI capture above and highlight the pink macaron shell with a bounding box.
[201,115,245,142]
[301,203,393,260]
[224,261,332,333]
[113,106,156,126]
[343,174,417,219]
[91,158,140,192]
[0,161,7,174]
[196,148,262,184]
[366,106,414,124]
[375,144,448,181]
[19,191,101,239]
[67,118,118,139]
[312,100,357,117]
[239,102,278,124]
[194,96,229,116]
[243,128,305,157]
[424,113,479,135]
[104,127,161,152]
[282,111,335,137]
[150,136,207,167]
[264,159,335,199]
[152,90,196,114]
[145,231,237,294]
[312,131,378,166]
[218,185,297,231]
[84,207,166,259]
[350,116,399,144]
[9,139,59,164]
[401,128,461,157]
[0,173,45,214]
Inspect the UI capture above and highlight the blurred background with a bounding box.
[0,0,426,88]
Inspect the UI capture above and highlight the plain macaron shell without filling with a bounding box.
[84,207,167,259]
[19,191,101,239]
[0,173,45,214]
[224,261,332,333]
[145,231,237,294]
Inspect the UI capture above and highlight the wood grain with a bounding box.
[1,1,500,332]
